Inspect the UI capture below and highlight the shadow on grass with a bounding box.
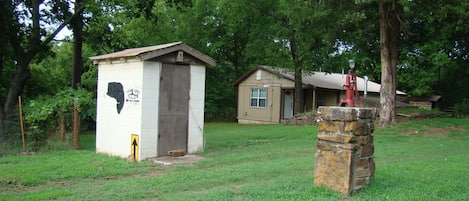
[79,130,96,151]
[38,130,96,152]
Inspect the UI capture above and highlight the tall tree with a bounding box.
[378,0,402,126]
[0,0,82,124]
[71,0,85,150]
[398,1,469,107]
[335,2,382,82]
[249,0,337,114]
[339,0,402,125]
[72,0,84,90]
[135,0,259,120]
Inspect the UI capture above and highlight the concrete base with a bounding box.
[149,155,205,166]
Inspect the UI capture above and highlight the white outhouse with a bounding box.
[90,42,216,161]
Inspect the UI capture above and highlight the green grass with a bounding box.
[396,107,446,117]
[1,118,469,200]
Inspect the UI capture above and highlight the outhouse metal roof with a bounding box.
[234,65,406,95]
[89,41,216,67]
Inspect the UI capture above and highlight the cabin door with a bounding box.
[158,64,190,156]
[283,90,294,119]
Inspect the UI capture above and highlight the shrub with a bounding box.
[454,99,469,118]
[23,88,95,151]
[0,112,22,154]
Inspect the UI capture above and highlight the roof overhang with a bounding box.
[89,42,216,67]
[234,65,406,95]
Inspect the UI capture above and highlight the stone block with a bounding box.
[317,132,353,144]
[344,121,357,133]
[318,120,345,133]
[355,166,372,177]
[356,108,377,119]
[316,140,333,151]
[352,120,372,136]
[353,157,375,178]
[317,106,358,121]
[317,107,377,121]
[355,158,369,169]
[354,135,372,145]
[360,144,374,157]
[353,177,371,191]
[316,140,355,151]
[353,157,374,184]
[369,158,375,176]
[317,133,371,145]
[318,120,372,136]
[314,149,353,194]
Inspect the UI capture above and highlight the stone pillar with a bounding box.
[313,106,376,195]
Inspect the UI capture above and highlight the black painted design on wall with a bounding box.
[107,82,124,114]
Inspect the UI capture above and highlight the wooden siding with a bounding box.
[236,69,384,124]
[237,69,293,124]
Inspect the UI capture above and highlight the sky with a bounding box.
[55,27,73,40]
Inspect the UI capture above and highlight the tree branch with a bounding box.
[40,5,86,47]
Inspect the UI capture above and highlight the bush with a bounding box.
[205,107,236,122]
[0,112,22,154]
[23,88,96,151]
[454,99,469,118]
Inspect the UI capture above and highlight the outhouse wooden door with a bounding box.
[158,63,190,156]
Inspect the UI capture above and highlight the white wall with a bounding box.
[187,65,206,153]
[96,61,144,159]
[96,60,206,160]
[140,61,161,160]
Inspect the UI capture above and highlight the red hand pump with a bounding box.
[339,59,361,107]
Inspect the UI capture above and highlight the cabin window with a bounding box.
[250,88,267,108]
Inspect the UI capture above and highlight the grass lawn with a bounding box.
[1,118,468,200]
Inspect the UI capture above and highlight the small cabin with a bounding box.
[233,65,406,124]
[409,95,442,109]
[90,42,216,161]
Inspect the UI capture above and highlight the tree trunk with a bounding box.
[0,0,84,127]
[3,62,31,119]
[294,68,304,114]
[1,56,5,125]
[1,0,41,119]
[58,114,66,142]
[72,0,84,150]
[0,50,4,126]
[290,31,304,115]
[378,1,402,127]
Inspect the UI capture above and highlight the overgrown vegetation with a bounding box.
[2,1,469,131]
[1,118,468,200]
[22,88,95,151]
[455,99,469,118]
[0,113,22,155]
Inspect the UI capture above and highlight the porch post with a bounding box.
[312,87,317,110]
